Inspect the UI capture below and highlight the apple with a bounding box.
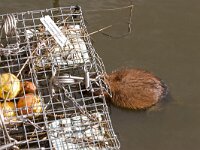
[17,93,42,116]
[0,101,16,117]
[0,73,21,100]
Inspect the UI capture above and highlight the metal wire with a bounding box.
[0,6,120,149]
[0,14,21,56]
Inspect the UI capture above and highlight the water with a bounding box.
[1,0,200,149]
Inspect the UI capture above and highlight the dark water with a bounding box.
[1,0,200,149]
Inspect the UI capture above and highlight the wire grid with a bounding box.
[0,6,120,150]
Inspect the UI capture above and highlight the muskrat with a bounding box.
[104,68,168,110]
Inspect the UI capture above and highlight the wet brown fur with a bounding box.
[105,69,168,110]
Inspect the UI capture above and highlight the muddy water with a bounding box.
[1,0,200,149]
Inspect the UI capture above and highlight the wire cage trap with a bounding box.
[0,6,120,150]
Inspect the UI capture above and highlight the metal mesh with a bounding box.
[0,6,120,149]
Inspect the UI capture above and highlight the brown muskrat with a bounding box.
[104,68,168,110]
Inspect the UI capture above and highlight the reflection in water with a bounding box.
[53,0,60,8]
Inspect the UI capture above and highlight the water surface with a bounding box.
[0,0,200,149]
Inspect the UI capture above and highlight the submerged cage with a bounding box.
[0,6,120,149]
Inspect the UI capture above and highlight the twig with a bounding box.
[101,4,134,38]
[86,4,134,38]
[85,4,134,12]
[88,25,112,36]
[17,49,37,78]
[128,3,134,33]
